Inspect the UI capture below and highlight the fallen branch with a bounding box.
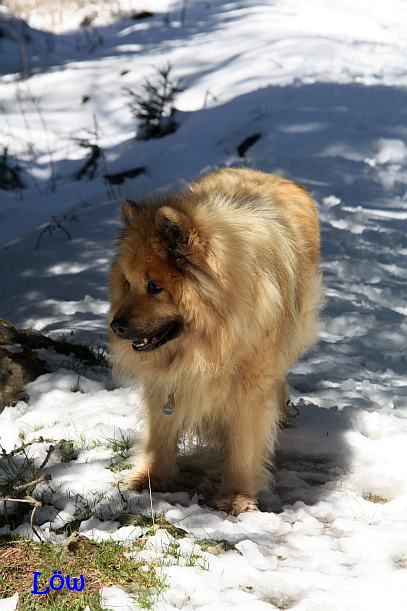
[0,442,55,539]
[0,496,43,541]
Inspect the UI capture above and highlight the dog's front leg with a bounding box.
[211,389,280,515]
[126,406,179,493]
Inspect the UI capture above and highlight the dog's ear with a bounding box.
[156,206,205,267]
[121,199,140,226]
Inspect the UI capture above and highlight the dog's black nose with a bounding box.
[110,317,130,338]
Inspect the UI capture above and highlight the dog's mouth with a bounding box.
[131,319,183,352]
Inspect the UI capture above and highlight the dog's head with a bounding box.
[109,198,217,354]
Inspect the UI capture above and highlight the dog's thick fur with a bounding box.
[109,168,321,514]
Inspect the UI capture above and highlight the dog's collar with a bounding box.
[162,391,175,415]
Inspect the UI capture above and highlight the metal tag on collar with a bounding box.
[162,392,175,415]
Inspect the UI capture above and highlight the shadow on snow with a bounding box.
[2,79,407,514]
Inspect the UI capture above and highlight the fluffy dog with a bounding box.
[109,168,321,514]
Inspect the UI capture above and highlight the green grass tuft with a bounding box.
[0,535,166,610]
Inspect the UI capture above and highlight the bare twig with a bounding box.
[180,0,189,25]
[0,439,55,539]
[4,436,49,458]
[147,468,155,527]
[35,214,77,250]
[37,445,55,476]
[76,143,102,180]
[30,499,43,542]
[16,82,57,192]
[0,496,43,541]
[12,473,51,496]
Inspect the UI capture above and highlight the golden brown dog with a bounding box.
[109,168,321,514]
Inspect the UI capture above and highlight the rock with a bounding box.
[0,318,106,411]
[0,345,47,410]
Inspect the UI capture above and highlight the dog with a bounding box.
[109,168,321,515]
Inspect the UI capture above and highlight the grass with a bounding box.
[266,594,300,610]
[121,512,188,540]
[108,456,132,473]
[103,430,134,473]
[0,524,210,609]
[66,490,110,524]
[59,440,79,463]
[196,538,235,555]
[49,426,132,467]
[53,428,135,471]
[5,0,126,27]
[125,63,183,140]
[0,433,212,607]
[393,554,407,569]
[0,535,166,610]
[103,431,133,455]
[87,343,108,368]
[161,541,209,571]
[50,332,109,372]
[121,513,209,569]
[0,448,37,492]
[363,493,389,504]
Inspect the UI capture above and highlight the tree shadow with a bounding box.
[1,0,270,76]
[2,79,406,514]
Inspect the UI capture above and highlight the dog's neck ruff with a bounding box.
[162,391,175,415]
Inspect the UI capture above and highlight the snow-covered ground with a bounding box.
[1,0,407,609]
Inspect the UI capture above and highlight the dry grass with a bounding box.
[393,554,407,569]
[363,493,389,504]
[0,524,209,609]
[4,0,133,31]
[0,534,166,609]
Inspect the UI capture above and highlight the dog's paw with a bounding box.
[124,470,168,493]
[209,493,259,516]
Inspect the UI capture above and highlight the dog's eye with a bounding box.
[147,280,163,295]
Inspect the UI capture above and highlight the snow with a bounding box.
[1,0,407,609]
[0,592,18,611]
[100,585,138,611]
